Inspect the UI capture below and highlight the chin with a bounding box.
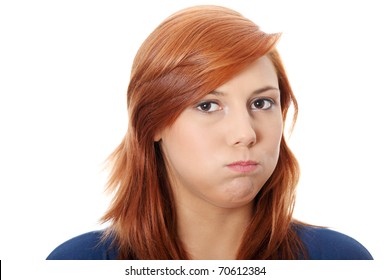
[213,199,255,209]
[212,190,259,209]
[222,179,262,203]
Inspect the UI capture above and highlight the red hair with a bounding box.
[101,5,305,259]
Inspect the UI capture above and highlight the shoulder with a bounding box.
[295,225,373,260]
[46,230,118,260]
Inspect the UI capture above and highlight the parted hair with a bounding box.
[101,5,305,259]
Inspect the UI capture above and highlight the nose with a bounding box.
[226,110,257,147]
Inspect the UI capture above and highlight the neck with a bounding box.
[176,200,253,260]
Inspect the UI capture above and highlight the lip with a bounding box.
[226,160,259,173]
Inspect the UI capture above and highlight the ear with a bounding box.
[153,131,162,142]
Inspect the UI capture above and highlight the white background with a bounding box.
[1,0,389,264]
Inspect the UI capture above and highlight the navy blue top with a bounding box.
[46,226,373,260]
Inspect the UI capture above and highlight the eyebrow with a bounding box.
[210,86,279,96]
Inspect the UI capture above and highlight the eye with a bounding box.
[196,101,221,113]
[251,98,274,110]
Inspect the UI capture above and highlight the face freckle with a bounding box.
[159,56,283,210]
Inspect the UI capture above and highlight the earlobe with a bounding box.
[154,133,162,142]
[154,127,166,142]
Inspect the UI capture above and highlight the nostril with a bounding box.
[226,112,257,147]
[232,130,257,147]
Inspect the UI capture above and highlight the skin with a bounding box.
[155,56,283,259]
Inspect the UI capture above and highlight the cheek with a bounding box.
[258,117,283,164]
[161,121,219,172]
[269,123,283,153]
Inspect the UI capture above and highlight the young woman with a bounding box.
[47,5,373,260]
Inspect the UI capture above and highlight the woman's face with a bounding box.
[157,56,283,209]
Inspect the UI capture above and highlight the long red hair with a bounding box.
[101,5,304,259]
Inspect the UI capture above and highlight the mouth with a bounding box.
[226,160,259,173]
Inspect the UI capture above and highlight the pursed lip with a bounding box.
[226,160,259,173]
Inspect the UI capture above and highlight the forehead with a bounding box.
[215,56,278,93]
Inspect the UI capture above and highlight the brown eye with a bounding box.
[251,98,274,110]
[196,101,221,113]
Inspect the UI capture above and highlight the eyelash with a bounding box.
[250,98,275,110]
[196,101,221,113]
[195,98,275,113]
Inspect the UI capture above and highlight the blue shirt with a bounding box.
[46,226,373,260]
